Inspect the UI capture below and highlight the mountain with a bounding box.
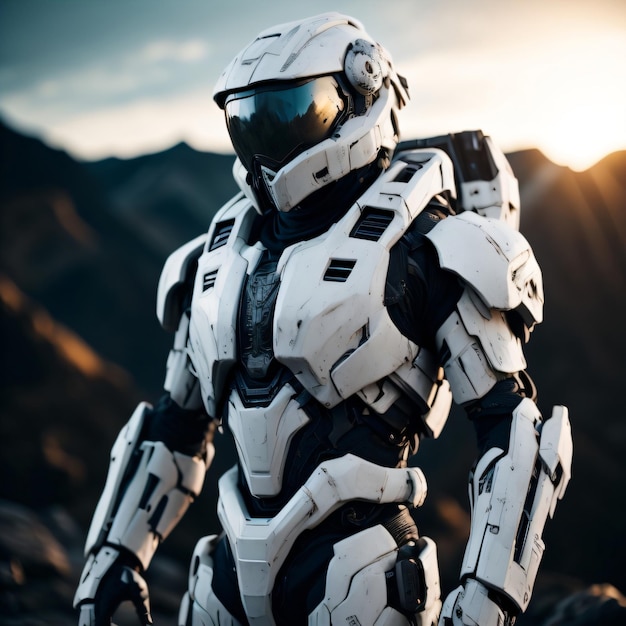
[1,118,625,624]
[84,142,236,257]
[1,121,188,396]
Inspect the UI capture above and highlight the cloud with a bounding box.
[1,0,623,169]
[36,88,231,161]
[396,24,626,170]
[139,39,210,63]
[0,35,213,137]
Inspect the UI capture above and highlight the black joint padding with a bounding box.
[143,394,212,457]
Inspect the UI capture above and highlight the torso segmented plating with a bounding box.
[186,149,456,501]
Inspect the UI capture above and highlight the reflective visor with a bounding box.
[224,76,349,172]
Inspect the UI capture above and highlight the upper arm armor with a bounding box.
[156,192,247,332]
[426,212,544,403]
[426,211,543,327]
[156,234,207,332]
[155,234,207,409]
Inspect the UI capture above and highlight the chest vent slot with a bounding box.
[202,269,218,291]
[324,259,357,283]
[209,219,235,251]
[350,209,394,241]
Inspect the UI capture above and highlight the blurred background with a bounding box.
[1,1,625,624]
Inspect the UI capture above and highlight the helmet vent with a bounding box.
[350,208,394,241]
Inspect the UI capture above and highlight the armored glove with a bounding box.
[439,580,514,626]
[77,554,152,626]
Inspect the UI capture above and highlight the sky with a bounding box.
[1,0,625,171]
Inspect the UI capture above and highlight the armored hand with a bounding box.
[74,402,211,624]
[77,554,152,626]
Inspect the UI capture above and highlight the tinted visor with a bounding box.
[224,75,349,172]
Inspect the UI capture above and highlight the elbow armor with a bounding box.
[157,234,208,412]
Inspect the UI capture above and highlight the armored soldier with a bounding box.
[74,13,572,626]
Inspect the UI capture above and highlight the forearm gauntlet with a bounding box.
[74,402,213,607]
[461,399,572,613]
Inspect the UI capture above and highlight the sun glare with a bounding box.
[400,23,626,172]
[526,29,626,170]
[538,102,625,171]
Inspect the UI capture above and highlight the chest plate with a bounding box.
[187,199,261,416]
[188,149,456,417]
[273,209,416,408]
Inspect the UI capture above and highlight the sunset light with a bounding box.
[1,1,624,170]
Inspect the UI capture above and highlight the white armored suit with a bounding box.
[74,12,572,626]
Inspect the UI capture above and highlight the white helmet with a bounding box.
[213,12,409,213]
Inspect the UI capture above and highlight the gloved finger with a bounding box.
[78,603,96,626]
[94,564,152,626]
[122,568,153,625]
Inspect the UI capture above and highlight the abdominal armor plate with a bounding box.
[227,382,310,497]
